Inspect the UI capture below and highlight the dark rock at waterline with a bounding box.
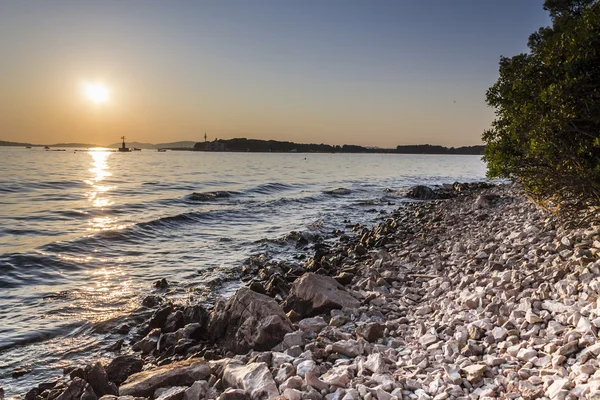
[248,281,266,295]
[149,305,173,329]
[132,328,161,354]
[282,273,361,317]
[12,368,32,378]
[56,377,97,400]
[188,191,232,201]
[153,278,169,289]
[406,185,437,200]
[182,304,209,328]
[142,295,164,308]
[323,188,351,195]
[105,356,144,386]
[163,310,185,333]
[87,362,118,397]
[264,274,290,298]
[208,288,293,354]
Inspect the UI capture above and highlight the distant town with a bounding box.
[1,138,484,155]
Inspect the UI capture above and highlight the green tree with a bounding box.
[483,0,600,212]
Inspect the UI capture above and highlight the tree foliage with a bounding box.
[483,0,600,212]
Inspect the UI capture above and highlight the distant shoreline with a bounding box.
[0,139,484,155]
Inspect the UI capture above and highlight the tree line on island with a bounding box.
[193,139,484,155]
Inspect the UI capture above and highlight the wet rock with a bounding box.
[57,378,97,400]
[119,358,211,397]
[142,295,163,308]
[132,328,161,354]
[208,288,293,354]
[106,356,144,386]
[222,362,279,400]
[12,368,32,378]
[406,185,436,200]
[283,273,360,317]
[87,362,118,397]
[154,278,169,289]
[149,306,174,330]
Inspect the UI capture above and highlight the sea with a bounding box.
[0,147,487,396]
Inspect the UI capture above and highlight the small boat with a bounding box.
[118,136,131,152]
[44,146,50,150]
[157,148,167,152]
[25,146,31,149]
[133,148,142,151]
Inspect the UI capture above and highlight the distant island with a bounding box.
[1,138,484,155]
[194,138,485,155]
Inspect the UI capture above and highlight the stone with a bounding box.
[517,348,538,362]
[183,381,209,400]
[355,322,384,342]
[320,366,352,387]
[219,389,250,400]
[461,365,487,382]
[283,389,303,400]
[222,362,279,400]
[305,371,328,391]
[106,356,144,386]
[154,386,187,400]
[419,333,438,347]
[208,288,293,354]
[328,340,363,357]
[57,378,97,400]
[406,185,437,200]
[296,360,317,378]
[491,326,507,342]
[363,353,388,374]
[556,341,579,356]
[282,273,360,317]
[119,359,211,397]
[298,317,327,334]
[87,362,118,397]
[279,376,303,391]
[525,310,543,324]
[546,379,569,400]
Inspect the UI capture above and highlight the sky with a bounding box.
[0,0,550,147]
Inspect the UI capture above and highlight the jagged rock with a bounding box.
[57,378,97,400]
[219,389,250,400]
[363,353,388,374]
[222,362,279,400]
[355,322,384,342]
[406,185,437,200]
[87,362,118,397]
[106,356,144,386]
[298,317,327,334]
[154,386,187,400]
[183,381,209,400]
[208,288,293,354]
[461,365,487,382]
[119,359,211,397]
[282,273,360,318]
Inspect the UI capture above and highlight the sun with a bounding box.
[84,82,110,104]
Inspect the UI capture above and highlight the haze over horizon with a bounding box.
[0,0,549,147]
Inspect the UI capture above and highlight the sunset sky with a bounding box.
[0,1,549,147]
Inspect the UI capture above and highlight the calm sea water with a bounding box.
[0,147,486,395]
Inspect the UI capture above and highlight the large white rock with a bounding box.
[222,362,279,400]
[363,353,388,374]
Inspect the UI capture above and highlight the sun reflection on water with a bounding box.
[85,150,118,231]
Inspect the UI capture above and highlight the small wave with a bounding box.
[247,182,295,195]
[323,188,351,195]
[187,191,236,201]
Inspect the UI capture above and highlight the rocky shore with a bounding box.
[10,182,600,400]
